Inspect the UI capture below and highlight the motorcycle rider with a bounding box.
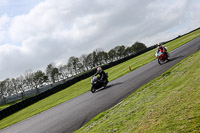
[156,42,170,59]
[94,67,108,84]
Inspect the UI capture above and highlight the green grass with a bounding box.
[0,95,36,111]
[76,46,200,133]
[0,28,200,130]
[0,101,19,111]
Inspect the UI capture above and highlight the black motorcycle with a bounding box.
[91,73,108,93]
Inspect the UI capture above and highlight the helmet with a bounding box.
[158,42,161,46]
[97,67,102,72]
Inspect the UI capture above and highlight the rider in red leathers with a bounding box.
[156,42,170,59]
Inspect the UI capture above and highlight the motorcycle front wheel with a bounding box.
[91,86,96,93]
[158,58,164,65]
[103,80,108,88]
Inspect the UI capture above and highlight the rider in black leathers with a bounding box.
[95,67,107,83]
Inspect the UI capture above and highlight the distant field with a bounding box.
[0,28,200,130]
[76,47,200,133]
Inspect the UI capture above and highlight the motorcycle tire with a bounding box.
[158,58,164,65]
[91,86,96,93]
[103,83,107,88]
[103,80,108,88]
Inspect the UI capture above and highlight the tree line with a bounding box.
[0,42,147,104]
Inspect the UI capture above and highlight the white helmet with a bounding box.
[97,67,102,72]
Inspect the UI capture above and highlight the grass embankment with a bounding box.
[0,101,20,111]
[0,95,35,111]
[0,29,200,129]
[76,46,200,133]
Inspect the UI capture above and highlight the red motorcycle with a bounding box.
[156,48,170,65]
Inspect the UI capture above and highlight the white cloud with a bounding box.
[190,0,200,29]
[0,0,8,6]
[0,14,10,42]
[0,0,200,80]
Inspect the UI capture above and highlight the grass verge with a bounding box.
[76,48,200,133]
[0,101,19,111]
[0,29,200,130]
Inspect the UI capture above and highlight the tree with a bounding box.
[0,80,8,104]
[77,62,84,73]
[46,63,53,83]
[66,63,74,77]
[17,76,27,99]
[32,70,48,93]
[80,54,89,71]
[118,45,126,58]
[124,46,132,56]
[102,51,109,64]
[92,51,98,67]
[58,65,69,80]
[24,70,34,91]
[86,53,94,69]
[0,78,15,103]
[4,78,13,96]
[113,46,120,59]
[97,50,108,65]
[131,42,147,53]
[68,56,79,75]
[108,49,116,62]
[10,78,19,95]
[52,67,59,82]
[46,63,58,83]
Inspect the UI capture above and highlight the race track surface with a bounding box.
[1,37,200,133]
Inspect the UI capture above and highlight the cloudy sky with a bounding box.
[0,0,200,80]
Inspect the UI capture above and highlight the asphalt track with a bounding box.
[1,37,200,133]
